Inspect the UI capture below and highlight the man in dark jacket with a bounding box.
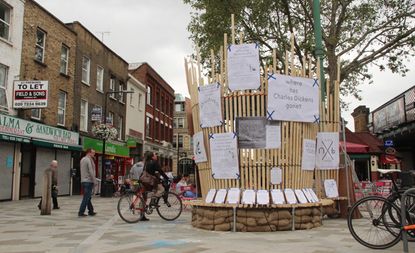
[38,160,59,210]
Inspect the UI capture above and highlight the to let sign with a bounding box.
[13,80,48,108]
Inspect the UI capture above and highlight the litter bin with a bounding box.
[101,181,114,197]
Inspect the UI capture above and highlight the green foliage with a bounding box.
[184,0,415,102]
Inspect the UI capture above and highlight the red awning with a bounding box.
[340,141,369,153]
[380,154,400,164]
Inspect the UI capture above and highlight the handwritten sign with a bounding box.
[270,167,282,185]
[193,131,208,163]
[214,189,227,204]
[210,132,240,179]
[227,188,241,204]
[227,43,260,91]
[199,83,223,128]
[205,189,216,203]
[267,74,319,122]
[271,189,285,204]
[242,189,256,204]
[301,139,316,170]
[302,189,315,203]
[257,190,270,205]
[307,188,320,202]
[295,189,308,204]
[265,121,281,149]
[284,189,297,204]
[316,132,339,169]
[324,179,339,198]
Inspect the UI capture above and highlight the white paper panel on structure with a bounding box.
[271,189,285,204]
[257,190,270,205]
[302,189,314,203]
[316,132,339,169]
[210,132,240,179]
[226,188,241,204]
[307,188,320,202]
[265,122,281,149]
[301,139,316,170]
[295,189,309,204]
[270,167,282,185]
[242,189,256,204]
[284,189,298,204]
[193,131,208,163]
[205,189,216,203]
[199,83,223,128]
[227,43,260,91]
[214,189,227,204]
[324,179,339,198]
[267,74,319,123]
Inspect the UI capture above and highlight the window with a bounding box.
[117,115,123,140]
[161,124,165,141]
[35,29,46,62]
[173,134,176,148]
[146,116,151,137]
[147,86,152,105]
[60,45,69,75]
[81,56,90,84]
[155,121,159,140]
[57,91,66,126]
[31,109,41,120]
[108,112,114,125]
[109,77,116,99]
[138,93,142,110]
[156,90,160,109]
[118,83,124,103]
[178,135,183,148]
[96,66,104,92]
[0,64,7,110]
[173,118,177,128]
[129,88,135,106]
[175,103,184,112]
[0,2,10,40]
[80,100,88,131]
[178,118,184,128]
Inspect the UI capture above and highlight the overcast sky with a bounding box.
[36,0,414,131]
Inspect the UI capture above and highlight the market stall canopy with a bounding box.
[340,141,369,153]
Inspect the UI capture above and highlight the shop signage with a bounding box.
[91,106,102,121]
[385,147,396,155]
[384,140,394,147]
[0,114,79,145]
[13,80,48,108]
[0,133,30,143]
[83,137,129,157]
[373,98,405,133]
[126,138,137,148]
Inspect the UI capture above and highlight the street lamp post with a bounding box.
[100,90,134,197]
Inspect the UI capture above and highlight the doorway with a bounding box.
[20,144,35,198]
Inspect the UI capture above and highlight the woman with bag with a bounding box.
[141,152,169,202]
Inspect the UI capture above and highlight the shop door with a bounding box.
[20,144,34,198]
[0,142,15,200]
[34,147,55,197]
[56,150,72,195]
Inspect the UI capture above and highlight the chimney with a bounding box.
[352,106,370,133]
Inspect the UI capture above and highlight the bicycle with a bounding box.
[117,178,183,223]
[347,169,415,249]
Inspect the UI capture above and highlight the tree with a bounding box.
[184,0,415,104]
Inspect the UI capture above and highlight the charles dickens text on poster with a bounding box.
[316,132,339,169]
[209,132,239,179]
[301,139,316,170]
[199,83,223,128]
[236,117,281,149]
[227,43,260,91]
[193,131,208,163]
[267,74,319,122]
[13,80,48,108]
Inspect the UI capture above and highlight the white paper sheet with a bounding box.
[307,188,320,202]
[210,132,240,179]
[265,122,281,149]
[227,43,260,91]
[205,189,216,203]
[267,74,319,123]
[284,188,298,204]
[271,189,285,204]
[324,179,339,198]
[302,189,314,203]
[199,83,223,128]
[316,132,340,169]
[301,139,316,170]
[295,189,309,204]
[214,189,228,204]
[226,188,241,204]
[270,167,282,185]
[257,190,270,205]
[193,131,208,163]
[242,189,256,204]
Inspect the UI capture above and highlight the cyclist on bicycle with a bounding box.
[144,151,169,204]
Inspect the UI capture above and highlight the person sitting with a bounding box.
[176,174,196,198]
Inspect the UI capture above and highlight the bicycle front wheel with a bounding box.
[347,196,401,249]
[117,193,145,223]
[156,192,182,221]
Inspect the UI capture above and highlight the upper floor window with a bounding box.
[109,77,116,99]
[146,116,151,137]
[138,93,143,110]
[147,86,152,105]
[0,2,11,40]
[108,111,114,125]
[175,103,184,112]
[60,45,69,75]
[118,83,124,103]
[57,91,67,126]
[31,109,41,120]
[80,99,88,131]
[178,118,184,128]
[81,56,90,84]
[117,115,123,140]
[96,66,104,92]
[129,87,135,106]
[0,64,7,110]
[35,29,46,63]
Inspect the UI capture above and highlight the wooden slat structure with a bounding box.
[184,15,340,200]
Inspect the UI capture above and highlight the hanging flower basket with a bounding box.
[92,123,118,140]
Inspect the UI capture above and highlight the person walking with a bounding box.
[78,148,97,217]
[38,160,60,210]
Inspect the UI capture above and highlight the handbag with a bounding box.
[139,163,156,187]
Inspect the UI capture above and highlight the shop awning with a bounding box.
[340,141,369,153]
[32,139,83,151]
[380,154,400,164]
[82,137,129,158]
[0,133,30,143]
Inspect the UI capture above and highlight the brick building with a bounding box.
[16,0,80,199]
[129,63,175,170]
[66,21,129,194]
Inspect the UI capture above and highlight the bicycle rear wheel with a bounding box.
[117,193,145,223]
[156,192,182,221]
[347,196,401,249]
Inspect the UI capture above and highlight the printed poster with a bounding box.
[270,167,282,185]
[257,190,270,205]
[205,189,216,203]
[271,189,285,204]
[242,189,256,204]
[214,189,227,204]
[193,131,208,163]
[301,139,316,170]
[267,74,319,122]
[227,43,260,91]
[324,179,339,198]
[199,83,223,128]
[210,132,240,179]
[316,132,339,170]
[226,188,241,204]
[265,121,281,149]
[236,117,281,149]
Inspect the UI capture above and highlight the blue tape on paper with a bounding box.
[227,45,232,52]
[313,79,319,87]
[267,110,275,120]
[208,133,215,139]
[313,115,320,123]
[267,73,276,80]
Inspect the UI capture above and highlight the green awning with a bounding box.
[0,133,31,143]
[350,154,371,160]
[32,139,83,151]
[82,137,129,157]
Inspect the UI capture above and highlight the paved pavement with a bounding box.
[0,196,411,253]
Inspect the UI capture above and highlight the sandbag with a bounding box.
[215,223,231,231]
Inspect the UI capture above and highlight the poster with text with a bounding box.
[301,139,316,170]
[270,167,282,185]
[193,131,208,163]
[199,83,223,128]
[265,121,281,149]
[324,179,339,198]
[210,132,240,179]
[227,43,260,91]
[267,74,319,122]
[13,80,48,108]
[316,132,339,169]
